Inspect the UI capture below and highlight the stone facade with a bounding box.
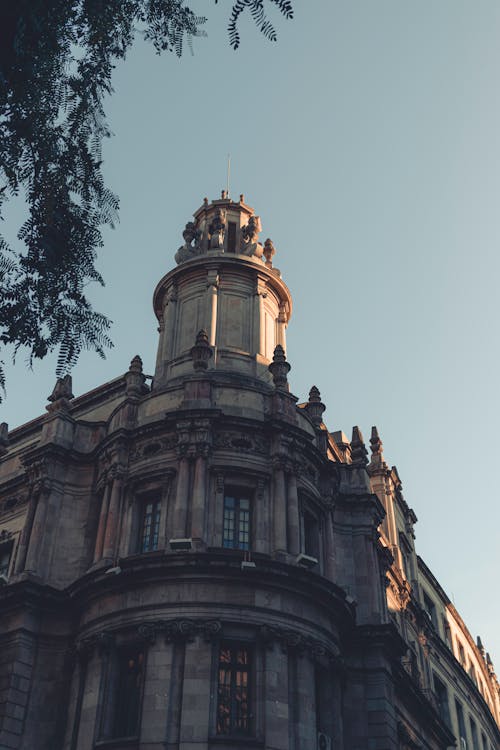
[0,194,498,750]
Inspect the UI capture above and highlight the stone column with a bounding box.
[24,482,51,575]
[206,271,219,347]
[273,460,287,556]
[264,643,290,749]
[102,470,124,563]
[179,636,212,746]
[93,480,111,564]
[162,285,178,365]
[14,482,41,574]
[277,302,287,350]
[171,454,190,539]
[296,653,317,748]
[211,473,224,547]
[287,471,300,557]
[324,510,336,580]
[166,641,186,747]
[191,450,208,543]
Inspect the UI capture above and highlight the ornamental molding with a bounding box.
[259,624,340,665]
[76,618,223,655]
[129,435,178,463]
[213,430,270,457]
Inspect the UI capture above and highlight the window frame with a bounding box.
[98,642,147,742]
[222,489,252,552]
[137,496,162,554]
[215,640,254,738]
[299,497,323,569]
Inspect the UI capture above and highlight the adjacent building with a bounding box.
[0,193,498,750]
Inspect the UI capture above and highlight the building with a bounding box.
[0,193,498,750]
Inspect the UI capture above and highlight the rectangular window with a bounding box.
[113,648,144,738]
[423,592,438,630]
[216,643,251,736]
[455,699,467,746]
[433,673,451,728]
[139,499,161,553]
[470,718,479,750]
[223,493,251,550]
[227,221,237,253]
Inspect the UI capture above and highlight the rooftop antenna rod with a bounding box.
[226,153,231,198]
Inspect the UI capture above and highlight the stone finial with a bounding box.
[477,636,485,655]
[126,355,147,396]
[239,194,245,203]
[129,355,143,373]
[351,426,368,466]
[368,425,387,470]
[263,238,275,268]
[268,345,291,390]
[47,375,74,413]
[191,330,213,371]
[0,422,8,456]
[306,386,325,426]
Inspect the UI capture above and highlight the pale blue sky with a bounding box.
[2,2,500,665]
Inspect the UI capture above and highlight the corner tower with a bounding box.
[152,191,292,386]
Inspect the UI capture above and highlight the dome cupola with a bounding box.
[152,192,292,387]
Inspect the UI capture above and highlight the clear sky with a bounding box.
[2,1,499,666]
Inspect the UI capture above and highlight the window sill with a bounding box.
[94,737,139,750]
[208,736,264,747]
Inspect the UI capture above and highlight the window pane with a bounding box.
[217,643,251,736]
[223,494,251,551]
[140,499,160,553]
[113,649,144,738]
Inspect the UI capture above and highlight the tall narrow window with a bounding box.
[223,493,251,550]
[470,718,479,750]
[303,510,319,560]
[455,699,467,746]
[433,673,451,728]
[139,499,161,553]
[112,648,144,739]
[216,643,251,736]
[227,221,237,253]
[423,592,438,630]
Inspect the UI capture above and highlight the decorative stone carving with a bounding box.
[125,354,148,396]
[268,345,291,390]
[190,329,213,371]
[263,238,275,267]
[240,215,263,258]
[213,431,270,456]
[259,624,338,662]
[306,385,325,427]
[46,374,74,413]
[350,426,368,466]
[208,208,226,249]
[175,221,202,264]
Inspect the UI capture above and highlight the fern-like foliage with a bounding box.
[0,1,293,403]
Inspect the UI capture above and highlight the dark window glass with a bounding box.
[433,673,451,728]
[223,494,250,550]
[139,499,161,553]
[470,718,479,750]
[455,699,467,743]
[303,511,319,559]
[423,592,438,629]
[0,544,12,577]
[113,649,144,738]
[216,643,251,736]
[227,221,237,252]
